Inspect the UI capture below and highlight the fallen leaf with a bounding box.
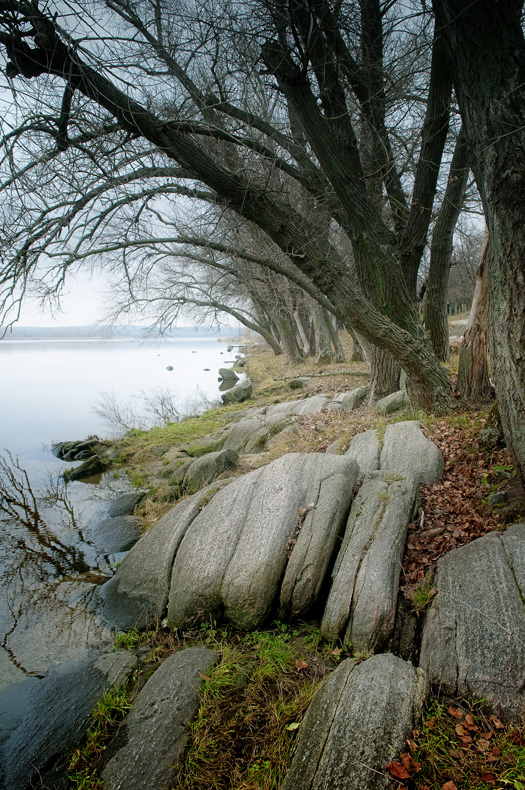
[455,723,468,737]
[477,738,490,752]
[481,773,495,787]
[386,761,410,780]
[448,749,462,759]
[442,781,457,790]
[400,753,421,773]
[295,659,309,671]
[198,673,210,680]
[286,722,300,731]
[465,712,477,729]
[425,715,437,730]
[489,715,504,729]
[448,706,463,719]
[407,738,418,753]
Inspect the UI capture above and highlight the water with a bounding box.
[0,333,238,693]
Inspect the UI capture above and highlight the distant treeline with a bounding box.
[1,325,236,341]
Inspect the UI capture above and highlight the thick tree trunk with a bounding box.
[423,127,469,361]
[275,314,304,364]
[349,328,365,362]
[368,347,401,402]
[293,308,311,356]
[457,232,492,402]
[433,0,525,483]
[323,309,346,363]
[311,301,336,364]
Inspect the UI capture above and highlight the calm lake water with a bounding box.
[0,333,239,694]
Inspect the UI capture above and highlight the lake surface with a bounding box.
[0,333,239,694]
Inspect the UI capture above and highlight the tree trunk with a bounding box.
[349,328,365,362]
[368,347,401,402]
[311,301,336,364]
[456,231,492,402]
[293,308,311,356]
[423,126,469,361]
[323,309,346,363]
[433,0,525,482]
[275,314,304,364]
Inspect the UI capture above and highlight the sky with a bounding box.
[15,271,112,327]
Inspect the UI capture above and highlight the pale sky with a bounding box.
[15,271,112,327]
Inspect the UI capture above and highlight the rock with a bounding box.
[221,377,253,404]
[99,485,225,629]
[420,525,525,721]
[380,421,444,484]
[266,395,328,417]
[0,650,137,790]
[288,377,308,389]
[88,516,142,554]
[321,471,418,651]
[168,453,359,630]
[102,648,218,790]
[65,453,106,481]
[169,448,240,494]
[218,367,240,383]
[344,429,380,480]
[52,438,99,460]
[487,491,508,506]
[281,654,428,790]
[222,417,270,454]
[107,492,145,518]
[340,386,369,412]
[374,389,409,415]
[166,365,173,371]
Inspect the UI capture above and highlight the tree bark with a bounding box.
[456,231,492,402]
[423,126,469,361]
[433,0,525,482]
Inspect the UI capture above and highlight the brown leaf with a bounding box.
[481,773,495,787]
[407,738,418,753]
[425,715,437,730]
[477,738,490,752]
[464,712,477,729]
[400,753,421,773]
[490,746,501,758]
[442,782,457,790]
[448,706,463,720]
[448,749,462,759]
[386,761,410,780]
[455,723,468,737]
[489,714,504,729]
[295,659,309,671]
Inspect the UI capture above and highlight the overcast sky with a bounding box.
[16,271,112,327]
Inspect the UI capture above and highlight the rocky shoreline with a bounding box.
[1,361,523,790]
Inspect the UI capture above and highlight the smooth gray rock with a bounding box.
[374,390,409,415]
[107,492,145,518]
[344,430,380,480]
[170,448,240,493]
[420,526,525,721]
[281,654,428,790]
[102,648,217,790]
[168,453,358,630]
[99,485,223,629]
[321,472,418,651]
[340,386,370,412]
[218,367,240,382]
[221,377,253,404]
[0,650,137,790]
[66,453,106,481]
[265,395,328,418]
[380,421,444,484]
[222,416,270,453]
[89,516,142,554]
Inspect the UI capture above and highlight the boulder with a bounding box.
[221,377,253,404]
[340,386,369,412]
[169,448,240,494]
[88,516,142,554]
[420,525,525,721]
[380,421,444,484]
[344,429,380,480]
[106,492,145,518]
[0,650,137,790]
[265,395,329,417]
[65,453,106,481]
[281,654,428,790]
[99,485,226,629]
[218,367,240,383]
[321,472,418,651]
[374,390,409,415]
[102,648,218,790]
[168,453,359,630]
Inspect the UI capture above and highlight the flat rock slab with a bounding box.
[321,472,418,652]
[99,483,229,630]
[102,647,217,790]
[282,654,428,790]
[420,524,525,721]
[344,429,380,480]
[380,421,443,484]
[0,650,137,790]
[168,453,359,630]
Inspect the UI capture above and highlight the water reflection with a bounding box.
[0,453,123,689]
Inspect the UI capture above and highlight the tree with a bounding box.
[432,0,525,482]
[0,0,469,411]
